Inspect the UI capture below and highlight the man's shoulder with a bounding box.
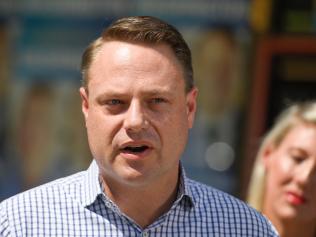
[0,170,86,210]
[187,178,278,235]
[188,178,253,209]
[186,178,237,201]
[0,170,94,236]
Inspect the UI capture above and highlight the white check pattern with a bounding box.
[0,161,279,237]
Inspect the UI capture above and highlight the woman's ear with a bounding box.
[261,143,275,169]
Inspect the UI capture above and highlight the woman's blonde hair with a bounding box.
[247,101,316,211]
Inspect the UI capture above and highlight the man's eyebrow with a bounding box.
[95,92,126,101]
[142,89,175,97]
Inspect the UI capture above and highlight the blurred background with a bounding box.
[1,0,316,201]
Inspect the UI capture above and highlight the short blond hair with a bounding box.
[80,16,194,92]
[247,101,316,210]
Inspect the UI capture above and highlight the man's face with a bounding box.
[80,41,197,187]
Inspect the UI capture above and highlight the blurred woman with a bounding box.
[247,102,316,237]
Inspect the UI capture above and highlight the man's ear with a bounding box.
[79,87,89,122]
[186,87,198,129]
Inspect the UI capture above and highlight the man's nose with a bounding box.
[123,101,149,133]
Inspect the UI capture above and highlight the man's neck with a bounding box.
[100,169,180,228]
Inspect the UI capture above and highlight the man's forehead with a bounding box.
[90,41,183,75]
[85,40,187,93]
[94,87,177,99]
[95,40,176,61]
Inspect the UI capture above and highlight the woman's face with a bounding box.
[263,122,316,223]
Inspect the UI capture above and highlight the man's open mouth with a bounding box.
[121,145,150,154]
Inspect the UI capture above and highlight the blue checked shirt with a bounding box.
[0,160,278,236]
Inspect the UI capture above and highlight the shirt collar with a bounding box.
[79,160,195,207]
[80,160,103,207]
[177,163,195,207]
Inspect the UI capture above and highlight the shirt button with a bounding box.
[105,201,111,208]
[142,231,149,237]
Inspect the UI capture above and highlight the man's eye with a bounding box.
[106,99,123,105]
[150,98,166,104]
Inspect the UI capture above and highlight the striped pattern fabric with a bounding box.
[0,160,278,236]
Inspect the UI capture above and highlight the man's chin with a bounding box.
[117,167,155,187]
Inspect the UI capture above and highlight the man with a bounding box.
[0,16,278,236]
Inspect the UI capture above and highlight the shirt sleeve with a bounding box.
[0,202,11,237]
